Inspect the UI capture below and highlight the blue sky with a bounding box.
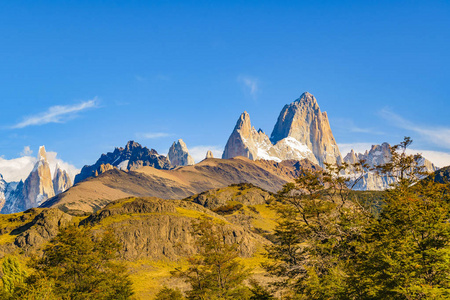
[1,0,450,174]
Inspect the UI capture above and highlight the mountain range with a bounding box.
[0,92,441,215]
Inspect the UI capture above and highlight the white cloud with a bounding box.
[238,75,259,97]
[0,156,37,182]
[136,132,171,139]
[12,99,98,129]
[333,118,384,135]
[188,145,223,163]
[407,149,450,168]
[155,74,170,81]
[20,146,33,156]
[0,148,79,182]
[379,108,450,150]
[135,75,146,82]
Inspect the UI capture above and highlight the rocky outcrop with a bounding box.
[222,111,318,164]
[74,141,171,184]
[187,183,273,210]
[168,139,195,167]
[13,208,73,253]
[343,149,359,165]
[53,164,72,195]
[0,208,72,256]
[206,150,214,159]
[344,142,438,190]
[222,93,342,167]
[94,163,115,177]
[82,197,268,260]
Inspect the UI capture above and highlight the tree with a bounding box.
[13,225,133,300]
[175,216,251,300]
[348,138,450,299]
[263,161,373,299]
[0,256,27,298]
[155,286,185,300]
[265,137,450,300]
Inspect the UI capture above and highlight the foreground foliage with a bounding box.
[1,225,133,300]
[173,217,251,300]
[265,137,450,299]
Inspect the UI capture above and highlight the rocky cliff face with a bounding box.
[270,92,342,167]
[53,164,73,195]
[222,109,320,165]
[81,197,267,260]
[168,139,195,167]
[222,93,342,167]
[74,141,171,184]
[344,142,438,190]
[21,146,55,211]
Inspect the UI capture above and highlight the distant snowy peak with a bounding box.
[1,146,74,214]
[222,92,341,166]
[343,142,438,191]
[344,142,437,172]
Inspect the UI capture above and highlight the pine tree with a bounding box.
[0,256,27,297]
[14,225,134,300]
[175,217,251,300]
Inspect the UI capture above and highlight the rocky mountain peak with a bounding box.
[234,111,252,134]
[168,139,195,167]
[74,141,171,184]
[269,92,341,167]
[222,110,319,163]
[124,140,141,152]
[205,150,214,159]
[344,149,358,165]
[53,164,73,195]
[294,92,319,109]
[38,146,47,161]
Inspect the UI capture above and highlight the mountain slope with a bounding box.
[74,141,171,184]
[42,157,320,214]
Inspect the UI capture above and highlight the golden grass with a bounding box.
[0,210,44,245]
[127,258,189,299]
[248,204,278,232]
[106,197,138,209]
[127,249,270,300]
[175,207,208,219]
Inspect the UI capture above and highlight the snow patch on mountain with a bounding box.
[117,160,129,170]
